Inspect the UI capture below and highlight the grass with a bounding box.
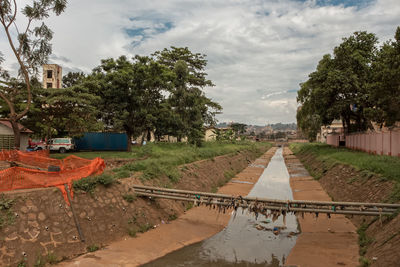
[290,142,400,203]
[289,143,400,182]
[73,173,116,193]
[50,151,140,160]
[0,195,15,229]
[111,141,270,183]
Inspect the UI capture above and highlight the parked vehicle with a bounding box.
[48,138,75,153]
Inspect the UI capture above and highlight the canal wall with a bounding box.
[0,147,270,267]
[291,147,400,267]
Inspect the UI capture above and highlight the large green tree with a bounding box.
[0,0,66,148]
[366,27,400,128]
[92,55,168,150]
[297,31,378,139]
[23,81,102,138]
[153,47,221,146]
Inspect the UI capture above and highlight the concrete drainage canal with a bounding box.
[143,148,299,267]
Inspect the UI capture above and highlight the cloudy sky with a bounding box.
[1,0,399,125]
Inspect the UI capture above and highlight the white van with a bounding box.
[48,138,75,153]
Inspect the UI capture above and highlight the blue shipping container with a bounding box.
[74,132,128,151]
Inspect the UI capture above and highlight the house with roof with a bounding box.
[0,121,33,150]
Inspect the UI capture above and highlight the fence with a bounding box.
[0,150,105,203]
[327,130,400,157]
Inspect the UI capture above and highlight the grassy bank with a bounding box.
[72,141,271,191]
[290,143,400,183]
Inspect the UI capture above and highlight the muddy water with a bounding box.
[143,148,298,267]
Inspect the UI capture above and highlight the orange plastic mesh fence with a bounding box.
[0,150,105,204]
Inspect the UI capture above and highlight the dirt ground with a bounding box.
[283,147,359,267]
[57,148,277,267]
[0,146,271,267]
[292,147,400,267]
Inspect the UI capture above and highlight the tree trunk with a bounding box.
[10,119,21,150]
[127,132,132,152]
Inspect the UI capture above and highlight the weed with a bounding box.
[87,244,99,252]
[138,223,152,233]
[33,255,45,267]
[359,256,371,267]
[168,214,177,221]
[128,215,137,224]
[210,186,218,193]
[122,194,136,203]
[186,202,194,210]
[46,252,58,264]
[128,228,137,237]
[17,260,26,267]
[357,223,374,256]
[224,170,235,179]
[0,195,15,229]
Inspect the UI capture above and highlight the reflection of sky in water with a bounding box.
[144,148,298,267]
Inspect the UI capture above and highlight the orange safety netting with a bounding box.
[0,150,105,204]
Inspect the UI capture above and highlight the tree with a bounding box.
[366,26,400,128]
[23,81,102,138]
[297,31,378,139]
[92,55,168,150]
[0,0,66,148]
[230,123,247,136]
[153,47,221,146]
[62,71,86,88]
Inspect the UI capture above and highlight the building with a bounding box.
[317,119,344,143]
[0,121,33,150]
[42,64,62,89]
[204,127,217,141]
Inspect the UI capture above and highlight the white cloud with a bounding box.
[1,0,399,125]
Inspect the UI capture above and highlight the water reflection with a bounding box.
[143,148,297,267]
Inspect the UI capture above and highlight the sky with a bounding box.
[1,0,399,125]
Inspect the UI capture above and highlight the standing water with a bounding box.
[143,148,298,267]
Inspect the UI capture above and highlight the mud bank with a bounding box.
[57,147,277,267]
[0,146,270,267]
[291,147,400,267]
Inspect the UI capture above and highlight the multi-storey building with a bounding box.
[42,64,62,89]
